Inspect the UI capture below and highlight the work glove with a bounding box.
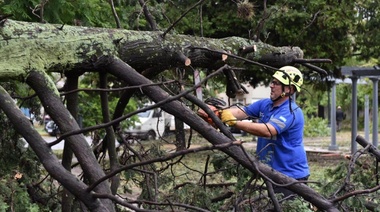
[220,109,237,126]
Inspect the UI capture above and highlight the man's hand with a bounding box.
[197,105,217,118]
[220,109,237,126]
[197,105,219,127]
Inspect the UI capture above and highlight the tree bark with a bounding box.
[99,72,120,194]
[61,75,79,211]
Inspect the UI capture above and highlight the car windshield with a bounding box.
[138,110,151,118]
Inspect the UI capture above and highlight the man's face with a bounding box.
[269,78,290,101]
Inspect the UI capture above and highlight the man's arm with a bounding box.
[223,107,278,138]
[199,105,278,138]
[228,107,249,120]
[234,120,277,138]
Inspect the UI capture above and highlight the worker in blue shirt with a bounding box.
[200,66,309,198]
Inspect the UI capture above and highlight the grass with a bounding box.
[29,121,378,210]
[169,130,375,188]
[37,124,372,192]
[128,129,363,180]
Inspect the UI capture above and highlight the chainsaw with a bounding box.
[202,97,227,126]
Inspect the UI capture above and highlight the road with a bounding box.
[42,135,93,150]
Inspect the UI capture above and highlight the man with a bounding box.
[200,66,309,197]
[336,106,345,131]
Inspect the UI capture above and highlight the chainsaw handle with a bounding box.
[204,97,226,109]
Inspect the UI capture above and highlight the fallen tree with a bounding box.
[0,18,341,211]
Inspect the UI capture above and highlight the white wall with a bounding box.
[217,83,270,106]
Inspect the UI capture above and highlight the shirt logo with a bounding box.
[279,116,287,122]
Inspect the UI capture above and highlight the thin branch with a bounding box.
[305,10,321,29]
[162,0,206,38]
[332,185,380,203]
[291,10,321,47]
[332,145,370,197]
[293,58,332,64]
[356,135,380,160]
[202,155,210,189]
[87,140,243,192]
[236,175,255,206]
[253,0,271,41]
[265,180,282,212]
[199,3,203,37]
[99,72,120,195]
[48,63,227,147]
[60,80,177,96]
[138,0,158,30]
[211,191,234,203]
[108,0,121,28]
[92,192,157,212]
[191,46,279,72]
[30,0,49,23]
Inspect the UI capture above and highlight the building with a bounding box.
[217,83,271,106]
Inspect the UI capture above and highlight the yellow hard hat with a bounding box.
[272,66,303,92]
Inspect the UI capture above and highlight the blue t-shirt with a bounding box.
[244,98,309,179]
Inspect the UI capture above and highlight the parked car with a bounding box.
[43,115,51,126]
[125,105,190,140]
[45,121,60,136]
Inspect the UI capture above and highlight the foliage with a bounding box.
[281,198,314,212]
[298,83,329,117]
[0,175,40,212]
[264,0,356,68]
[0,0,375,92]
[212,152,254,185]
[335,81,373,129]
[320,156,380,210]
[115,139,380,211]
[209,152,316,211]
[355,0,380,60]
[171,183,212,209]
[303,116,330,137]
[0,108,58,211]
[0,0,119,28]
[7,81,42,123]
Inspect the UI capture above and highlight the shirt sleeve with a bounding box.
[243,99,265,118]
[269,107,296,134]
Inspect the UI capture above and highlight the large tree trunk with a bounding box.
[0,19,302,79]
